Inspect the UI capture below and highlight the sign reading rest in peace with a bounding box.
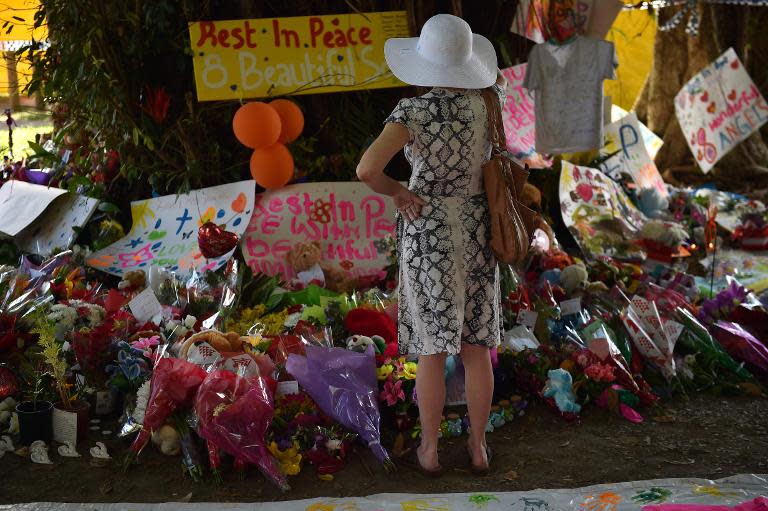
[188,11,409,100]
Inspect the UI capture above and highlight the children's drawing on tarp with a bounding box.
[560,161,646,259]
[0,181,67,237]
[17,193,100,256]
[600,112,668,197]
[675,48,768,173]
[511,0,592,44]
[242,182,396,281]
[500,64,551,168]
[611,105,663,160]
[87,181,254,277]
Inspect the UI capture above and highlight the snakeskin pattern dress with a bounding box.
[386,86,505,356]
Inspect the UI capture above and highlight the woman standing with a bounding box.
[356,14,505,475]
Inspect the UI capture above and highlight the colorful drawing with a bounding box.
[242,182,396,281]
[399,499,450,511]
[511,0,592,43]
[693,486,741,498]
[87,181,255,277]
[519,497,550,511]
[500,64,551,168]
[633,487,673,504]
[600,112,668,197]
[579,492,622,511]
[469,495,499,508]
[675,48,768,173]
[560,161,647,258]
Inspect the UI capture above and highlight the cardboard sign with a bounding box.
[0,181,67,237]
[611,105,663,159]
[242,182,396,280]
[675,48,768,173]
[87,181,255,276]
[17,193,100,256]
[188,11,409,100]
[511,0,592,43]
[600,112,667,197]
[500,64,551,168]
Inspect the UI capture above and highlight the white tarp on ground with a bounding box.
[2,474,766,511]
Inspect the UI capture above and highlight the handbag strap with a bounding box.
[481,88,505,149]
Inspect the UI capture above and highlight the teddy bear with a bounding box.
[542,368,581,414]
[559,262,609,296]
[285,241,355,293]
[118,270,147,296]
[346,334,387,354]
[520,183,556,247]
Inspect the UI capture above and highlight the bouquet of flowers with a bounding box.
[286,345,393,470]
[194,368,288,490]
[123,356,207,469]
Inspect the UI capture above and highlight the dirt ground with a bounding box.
[1,394,766,504]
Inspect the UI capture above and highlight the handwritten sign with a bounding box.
[0,181,66,237]
[17,193,100,256]
[511,0,592,43]
[188,11,409,101]
[87,181,255,277]
[242,182,395,280]
[600,112,667,197]
[675,48,768,173]
[500,64,551,168]
[611,105,663,159]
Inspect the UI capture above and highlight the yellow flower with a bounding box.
[268,441,302,476]
[402,362,418,380]
[245,334,264,347]
[377,365,394,381]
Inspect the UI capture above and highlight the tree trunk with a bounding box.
[646,2,768,186]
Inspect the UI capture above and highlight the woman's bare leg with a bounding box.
[415,352,447,470]
[460,343,493,468]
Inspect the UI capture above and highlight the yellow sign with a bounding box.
[188,11,410,101]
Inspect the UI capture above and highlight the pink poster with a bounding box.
[501,64,551,168]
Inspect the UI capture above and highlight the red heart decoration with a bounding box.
[731,60,739,69]
[198,222,239,259]
[700,91,709,102]
[728,89,737,101]
[697,150,703,161]
[707,102,716,114]
[575,183,594,202]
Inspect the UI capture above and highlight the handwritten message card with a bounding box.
[242,182,396,280]
[675,48,768,173]
[0,181,66,237]
[600,112,667,197]
[17,193,100,256]
[500,64,551,168]
[88,181,255,277]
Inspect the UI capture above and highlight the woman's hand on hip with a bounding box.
[394,186,427,223]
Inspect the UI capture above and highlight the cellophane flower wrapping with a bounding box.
[194,368,289,491]
[285,345,392,468]
[127,357,207,459]
[711,321,768,385]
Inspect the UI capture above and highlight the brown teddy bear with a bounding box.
[285,241,355,293]
[520,183,555,246]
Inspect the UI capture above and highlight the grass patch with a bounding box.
[0,105,53,160]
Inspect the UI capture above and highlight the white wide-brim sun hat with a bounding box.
[385,14,497,89]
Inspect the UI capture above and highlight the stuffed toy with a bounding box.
[344,308,398,360]
[542,368,581,414]
[285,241,355,293]
[636,188,669,219]
[520,183,555,246]
[346,334,386,354]
[639,220,688,248]
[151,423,181,456]
[118,270,147,295]
[560,262,609,296]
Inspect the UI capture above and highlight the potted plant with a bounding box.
[33,314,90,445]
[15,353,54,446]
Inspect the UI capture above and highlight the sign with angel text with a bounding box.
[189,11,409,100]
[600,112,667,197]
[675,48,768,173]
[500,64,551,168]
[242,182,396,280]
[87,181,255,277]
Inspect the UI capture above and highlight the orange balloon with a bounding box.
[269,99,304,144]
[232,102,281,149]
[250,143,294,189]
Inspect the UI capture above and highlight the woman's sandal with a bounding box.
[469,446,492,476]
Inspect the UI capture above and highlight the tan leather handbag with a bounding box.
[481,88,539,267]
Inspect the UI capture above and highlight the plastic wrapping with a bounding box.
[710,321,768,385]
[124,357,207,467]
[286,345,392,469]
[194,368,288,491]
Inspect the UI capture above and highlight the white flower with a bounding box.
[133,379,151,425]
[183,315,197,329]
